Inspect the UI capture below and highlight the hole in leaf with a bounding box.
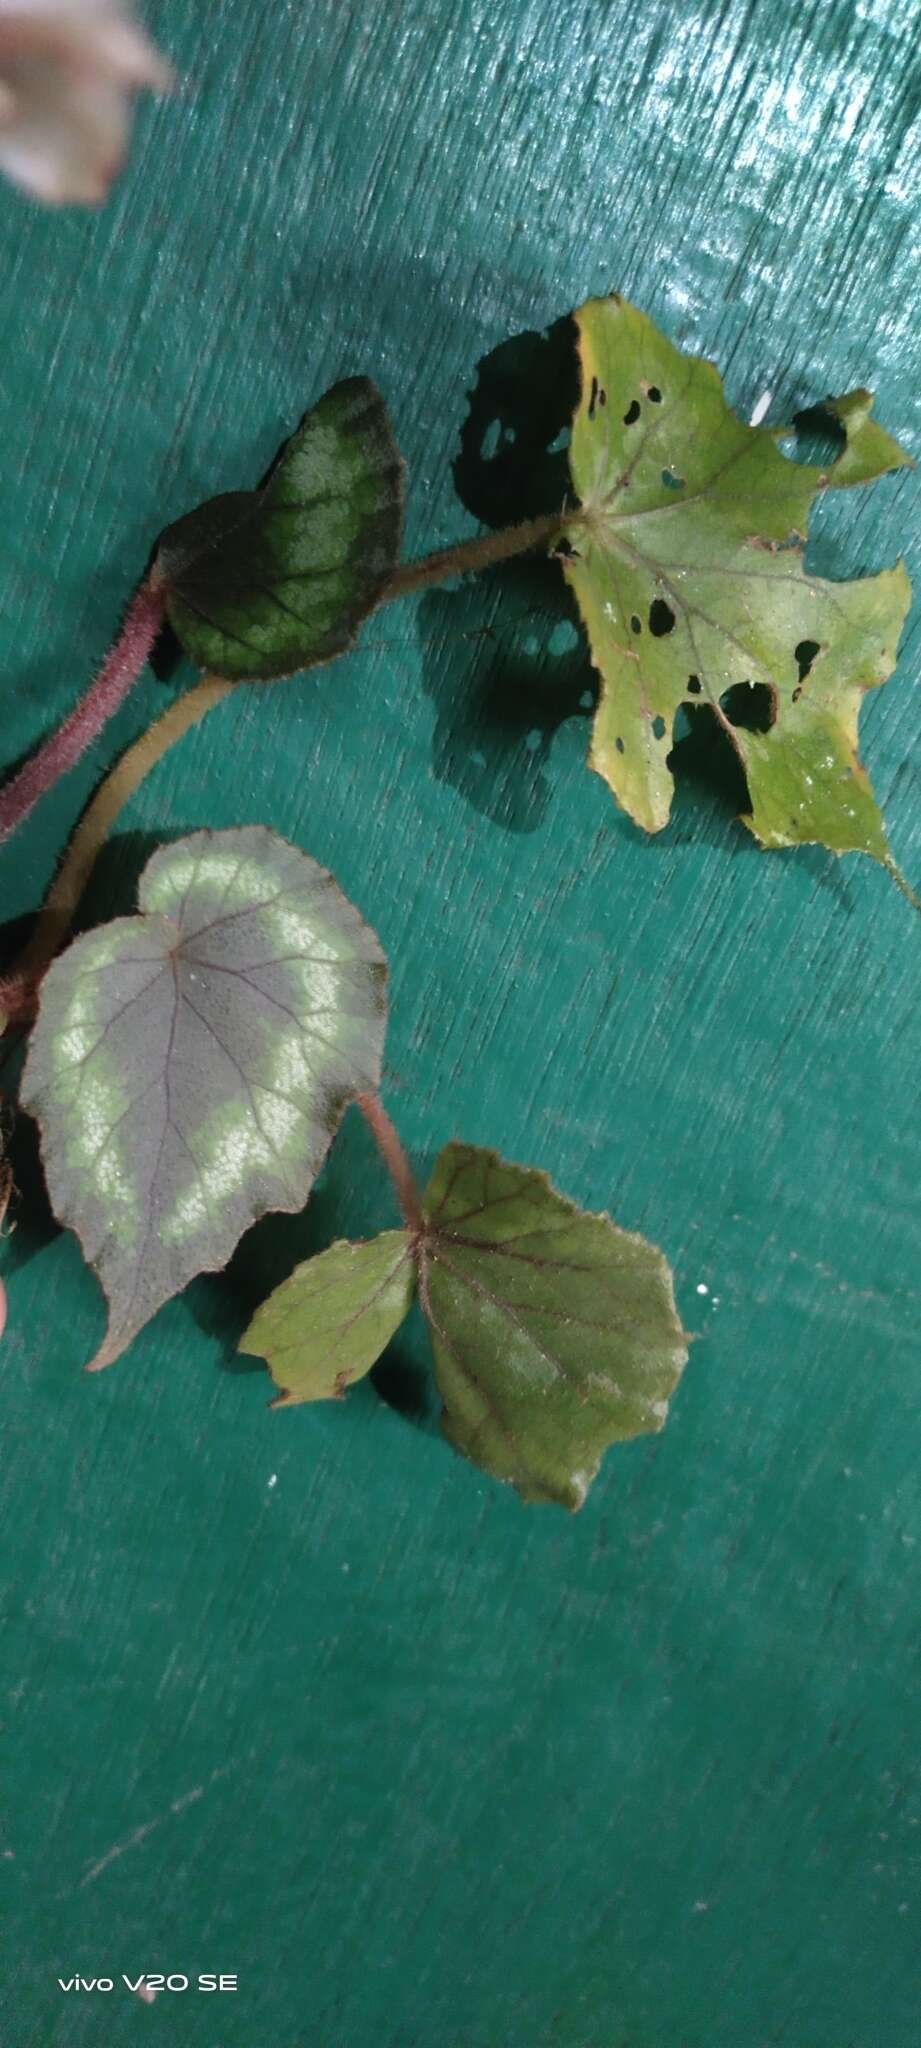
[615,736,625,753]
[630,613,642,633]
[623,399,641,425]
[661,468,685,490]
[480,418,516,461]
[652,715,667,740]
[719,682,776,733]
[648,599,675,637]
[647,385,662,403]
[588,376,599,420]
[795,638,820,682]
[781,405,846,470]
[598,387,607,406]
[548,618,580,656]
[687,674,702,694]
[668,701,752,822]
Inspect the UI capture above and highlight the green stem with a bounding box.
[0,673,236,1026]
[383,511,570,601]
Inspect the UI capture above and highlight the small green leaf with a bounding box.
[239,1229,415,1405]
[157,377,404,681]
[564,294,911,859]
[418,1142,688,1510]
[21,826,387,1371]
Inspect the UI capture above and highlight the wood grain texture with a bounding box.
[1,1,919,2042]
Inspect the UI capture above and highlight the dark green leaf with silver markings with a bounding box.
[239,1229,415,1405]
[21,826,387,1371]
[157,377,404,681]
[418,1142,689,1510]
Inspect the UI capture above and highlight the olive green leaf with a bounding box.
[563,294,911,857]
[157,377,404,681]
[21,827,387,1371]
[418,1142,688,1511]
[239,1229,415,1405]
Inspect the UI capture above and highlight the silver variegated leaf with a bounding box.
[22,826,387,1370]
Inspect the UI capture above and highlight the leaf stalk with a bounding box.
[354,1090,425,1236]
[0,573,165,847]
[383,511,569,601]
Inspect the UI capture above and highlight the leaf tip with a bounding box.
[85,1339,121,1374]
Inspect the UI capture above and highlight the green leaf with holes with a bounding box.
[21,827,387,1371]
[418,1142,688,1510]
[240,1230,415,1405]
[563,295,911,857]
[157,377,404,681]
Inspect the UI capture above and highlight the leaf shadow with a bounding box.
[77,828,166,929]
[453,315,579,533]
[418,564,593,834]
[664,706,859,908]
[0,906,37,980]
[2,1092,56,1278]
[189,1175,354,1371]
[0,831,182,987]
[183,1098,423,1415]
[664,703,760,854]
[193,1215,439,1440]
[369,1301,439,1432]
[418,316,593,835]
[190,1107,440,1432]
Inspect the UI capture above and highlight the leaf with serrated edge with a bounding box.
[418,1142,688,1511]
[563,295,911,857]
[239,1230,414,1405]
[157,377,404,682]
[21,826,387,1371]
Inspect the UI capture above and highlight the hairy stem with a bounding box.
[355,1090,424,1235]
[0,673,236,1024]
[384,511,570,602]
[0,574,166,847]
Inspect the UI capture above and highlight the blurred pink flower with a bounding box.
[0,0,172,205]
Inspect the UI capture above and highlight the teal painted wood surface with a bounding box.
[1,1,920,2042]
